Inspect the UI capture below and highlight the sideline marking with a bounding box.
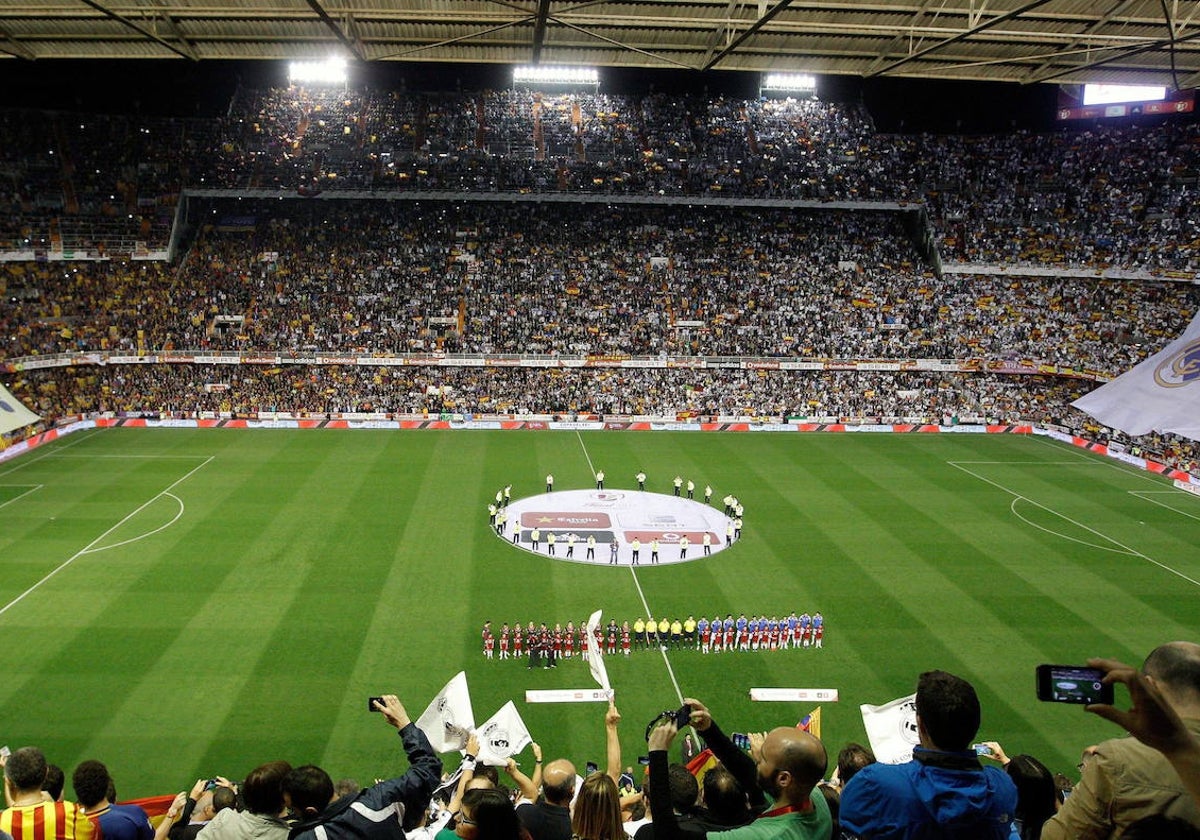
[84,492,186,555]
[1029,433,1186,490]
[575,432,685,706]
[1129,491,1200,523]
[0,484,43,511]
[0,457,214,620]
[0,429,101,480]
[948,460,1200,588]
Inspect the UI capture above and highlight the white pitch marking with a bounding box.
[0,428,101,480]
[948,460,1200,588]
[83,492,186,554]
[1129,491,1200,523]
[1009,497,1135,555]
[0,457,214,620]
[574,430,685,706]
[0,484,43,511]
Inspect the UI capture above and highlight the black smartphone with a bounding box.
[637,755,650,766]
[586,761,599,775]
[368,696,385,711]
[673,703,692,728]
[1035,665,1114,705]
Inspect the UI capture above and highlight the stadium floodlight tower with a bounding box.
[760,72,817,100]
[512,65,600,92]
[288,57,350,89]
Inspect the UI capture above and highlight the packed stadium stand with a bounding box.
[2,86,1199,472]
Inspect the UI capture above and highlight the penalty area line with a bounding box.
[0,456,214,621]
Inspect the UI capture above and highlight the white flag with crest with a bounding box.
[416,671,475,753]
[584,609,612,694]
[475,700,533,766]
[860,692,919,765]
[1072,311,1200,441]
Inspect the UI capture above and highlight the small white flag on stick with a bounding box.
[475,700,533,766]
[416,671,475,753]
[584,609,612,694]
[859,692,919,765]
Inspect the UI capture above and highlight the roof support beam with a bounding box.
[0,27,34,60]
[702,0,795,71]
[305,0,365,62]
[868,0,1055,77]
[530,0,552,63]
[1027,25,1200,84]
[75,0,195,60]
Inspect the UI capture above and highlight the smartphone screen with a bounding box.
[1036,665,1114,704]
[368,696,385,712]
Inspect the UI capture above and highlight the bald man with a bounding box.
[1043,641,1200,839]
[516,759,575,840]
[646,698,831,840]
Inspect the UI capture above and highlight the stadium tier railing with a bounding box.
[0,350,1110,382]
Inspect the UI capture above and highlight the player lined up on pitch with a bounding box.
[479,613,825,661]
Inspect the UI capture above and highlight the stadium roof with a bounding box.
[4,1,1200,88]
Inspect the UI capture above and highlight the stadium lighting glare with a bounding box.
[1082,83,1165,106]
[288,58,349,85]
[512,65,598,85]
[763,73,817,92]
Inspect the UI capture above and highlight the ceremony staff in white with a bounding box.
[566,532,577,558]
[587,534,596,559]
[636,471,646,490]
[686,480,695,499]
[546,473,554,492]
[531,527,541,551]
[679,536,689,559]
[595,470,605,489]
[703,533,712,555]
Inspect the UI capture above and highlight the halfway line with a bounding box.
[0,456,214,620]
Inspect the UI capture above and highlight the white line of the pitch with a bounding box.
[44,454,214,459]
[0,428,103,480]
[947,460,1200,588]
[82,492,186,555]
[1027,432,1184,490]
[0,456,214,621]
[0,484,44,511]
[1129,491,1200,523]
[1008,497,1136,556]
[573,429,684,706]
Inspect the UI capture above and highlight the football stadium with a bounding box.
[2,5,1200,840]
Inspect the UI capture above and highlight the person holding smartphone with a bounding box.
[1042,642,1200,839]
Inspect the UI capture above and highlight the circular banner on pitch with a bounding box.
[500,489,734,566]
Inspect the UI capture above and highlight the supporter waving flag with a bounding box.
[474,700,532,766]
[1073,311,1200,441]
[584,609,613,694]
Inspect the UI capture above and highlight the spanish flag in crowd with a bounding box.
[798,707,822,739]
[687,748,719,784]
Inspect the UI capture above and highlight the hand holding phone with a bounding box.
[1036,665,1115,705]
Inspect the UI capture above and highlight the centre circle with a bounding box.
[500,489,735,566]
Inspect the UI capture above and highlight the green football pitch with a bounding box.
[1,427,1198,797]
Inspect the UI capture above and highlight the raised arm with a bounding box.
[605,702,623,782]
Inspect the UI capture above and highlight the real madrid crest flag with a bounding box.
[1072,311,1200,441]
[0,383,40,436]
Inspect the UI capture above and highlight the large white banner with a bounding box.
[584,609,613,694]
[860,692,919,765]
[1072,312,1200,440]
[0,383,40,435]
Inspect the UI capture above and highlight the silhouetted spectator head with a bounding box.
[665,764,698,815]
[699,767,749,827]
[915,670,981,751]
[3,747,48,794]
[333,779,359,799]
[212,786,237,814]
[282,765,334,818]
[243,760,293,816]
[836,743,875,786]
[1143,641,1200,711]
[456,787,523,840]
[72,760,112,809]
[42,765,65,801]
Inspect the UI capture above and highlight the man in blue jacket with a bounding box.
[283,694,442,840]
[840,671,1016,840]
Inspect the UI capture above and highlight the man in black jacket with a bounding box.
[283,695,443,840]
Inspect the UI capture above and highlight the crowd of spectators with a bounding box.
[2,87,1199,273]
[6,648,1200,840]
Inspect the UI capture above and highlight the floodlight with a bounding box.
[512,65,599,85]
[762,73,817,93]
[288,58,349,85]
